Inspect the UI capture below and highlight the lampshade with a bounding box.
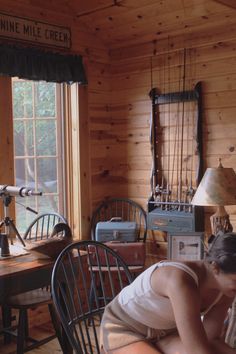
[191,161,236,206]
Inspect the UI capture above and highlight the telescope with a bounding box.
[0,185,43,250]
[0,185,42,197]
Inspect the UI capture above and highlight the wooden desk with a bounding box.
[0,252,72,354]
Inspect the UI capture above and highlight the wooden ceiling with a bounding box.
[33,0,236,49]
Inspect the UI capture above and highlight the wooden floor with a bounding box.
[1,339,62,354]
[0,324,62,354]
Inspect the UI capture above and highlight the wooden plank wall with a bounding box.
[0,1,112,329]
[0,1,112,236]
[2,1,236,247]
[96,28,236,255]
[0,78,14,220]
[1,0,236,326]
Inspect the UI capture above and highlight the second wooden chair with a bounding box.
[2,212,70,354]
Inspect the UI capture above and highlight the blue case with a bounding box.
[95,218,137,242]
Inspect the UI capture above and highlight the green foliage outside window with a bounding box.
[12,79,62,233]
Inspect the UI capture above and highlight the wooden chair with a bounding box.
[2,213,70,354]
[51,240,133,354]
[23,212,68,241]
[91,198,147,276]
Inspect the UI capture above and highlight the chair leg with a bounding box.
[24,310,29,339]
[17,309,27,354]
[48,303,66,353]
[2,305,13,344]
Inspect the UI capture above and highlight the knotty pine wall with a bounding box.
[0,1,112,237]
[0,1,112,330]
[1,1,236,246]
[1,0,236,328]
[105,27,236,255]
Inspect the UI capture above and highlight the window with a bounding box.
[12,78,65,232]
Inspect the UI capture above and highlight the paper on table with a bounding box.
[0,244,29,260]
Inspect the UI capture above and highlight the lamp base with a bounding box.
[210,205,233,235]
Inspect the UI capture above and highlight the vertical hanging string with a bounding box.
[176,49,182,204]
[170,107,178,204]
[162,46,166,209]
[149,56,155,198]
[150,56,153,90]
[179,48,186,207]
[185,48,190,204]
[166,36,171,209]
[170,48,177,203]
[188,48,192,199]
[190,48,197,193]
[170,50,178,204]
[156,52,163,201]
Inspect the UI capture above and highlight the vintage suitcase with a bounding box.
[95,218,137,242]
[89,242,146,266]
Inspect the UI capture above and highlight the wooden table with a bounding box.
[0,252,72,353]
[0,253,54,302]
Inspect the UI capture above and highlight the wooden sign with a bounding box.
[0,12,71,49]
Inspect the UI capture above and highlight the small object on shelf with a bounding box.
[0,233,10,257]
[96,217,137,242]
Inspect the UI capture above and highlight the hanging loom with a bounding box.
[147,56,204,233]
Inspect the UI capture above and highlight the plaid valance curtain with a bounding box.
[0,44,87,84]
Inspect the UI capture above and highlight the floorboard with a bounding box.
[0,324,62,354]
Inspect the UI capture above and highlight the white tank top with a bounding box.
[118,261,221,330]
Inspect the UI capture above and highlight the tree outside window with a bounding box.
[12,78,65,233]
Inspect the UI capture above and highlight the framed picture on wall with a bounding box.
[167,232,204,261]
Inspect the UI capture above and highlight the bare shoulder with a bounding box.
[151,261,204,297]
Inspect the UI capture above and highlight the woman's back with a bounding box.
[118,261,199,329]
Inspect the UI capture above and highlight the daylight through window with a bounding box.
[12,78,65,232]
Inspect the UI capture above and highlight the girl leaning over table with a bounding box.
[100,232,236,354]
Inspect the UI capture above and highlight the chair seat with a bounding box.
[6,289,51,308]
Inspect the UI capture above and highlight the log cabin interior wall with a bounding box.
[109,30,236,241]
[0,0,236,245]
[107,2,236,244]
[0,0,111,237]
[0,0,236,331]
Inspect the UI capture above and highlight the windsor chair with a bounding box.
[51,240,133,354]
[2,213,70,354]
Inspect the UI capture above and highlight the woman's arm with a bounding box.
[203,294,232,340]
[157,268,214,354]
[203,295,236,354]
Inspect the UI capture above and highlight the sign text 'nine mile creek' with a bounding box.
[0,13,71,49]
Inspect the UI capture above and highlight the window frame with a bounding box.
[12,78,65,229]
[0,77,90,240]
[63,83,91,239]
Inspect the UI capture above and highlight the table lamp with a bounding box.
[191,159,236,235]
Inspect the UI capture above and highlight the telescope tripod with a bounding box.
[0,194,25,247]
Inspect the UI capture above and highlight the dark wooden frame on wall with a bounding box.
[147,82,204,233]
